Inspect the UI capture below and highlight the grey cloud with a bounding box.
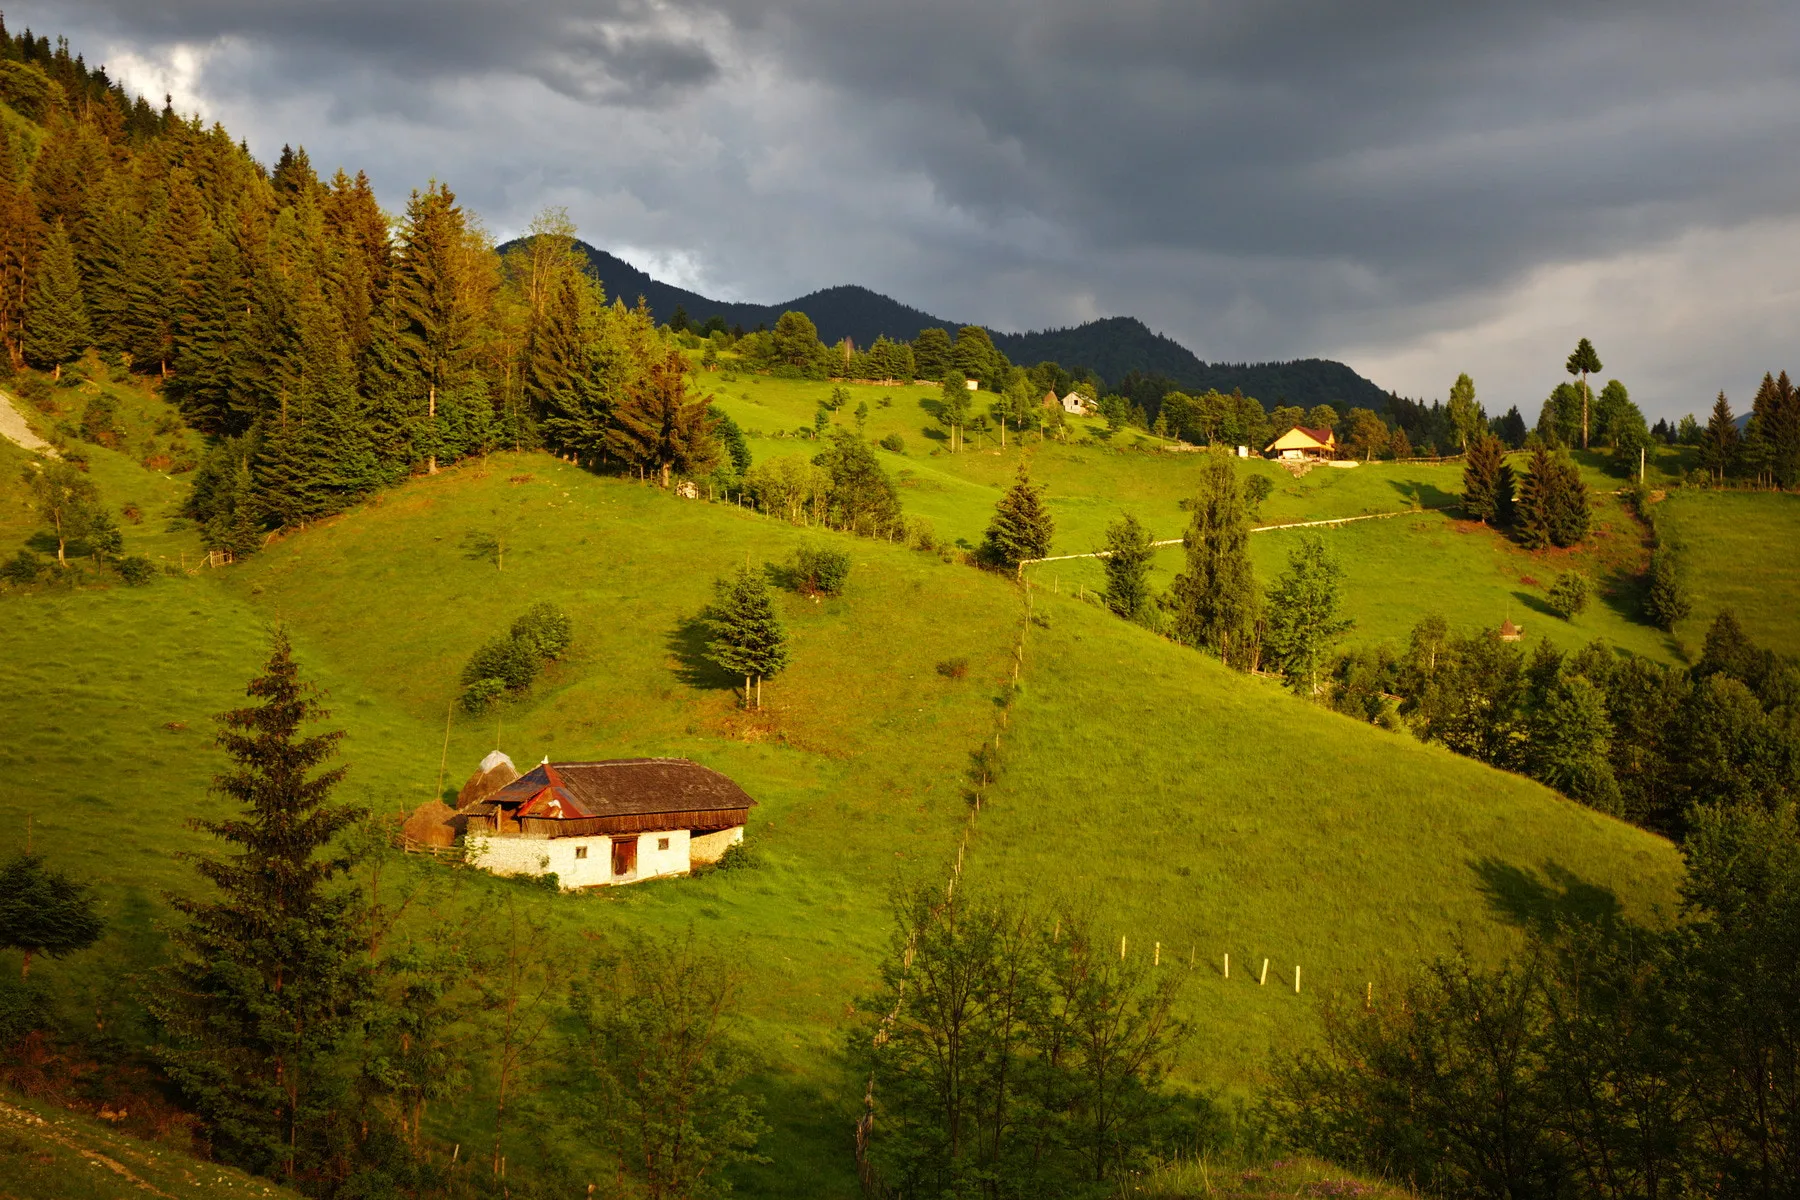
[14,0,1800,416]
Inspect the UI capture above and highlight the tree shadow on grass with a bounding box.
[667,614,737,692]
[1471,857,1623,939]
[1385,479,1461,510]
[1511,589,1558,619]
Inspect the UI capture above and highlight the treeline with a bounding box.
[1272,800,1800,1200]
[2,634,766,1198]
[1330,609,1799,839]
[0,39,728,556]
[1689,374,1800,488]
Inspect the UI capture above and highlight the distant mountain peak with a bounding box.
[504,238,1390,409]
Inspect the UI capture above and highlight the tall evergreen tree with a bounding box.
[1169,454,1259,669]
[912,327,951,380]
[703,566,790,710]
[527,270,609,463]
[1565,337,1602,449]
[980,464,1055,570]
[22,218,89,376]
[0,124,43,370]
[1700,391,1739,484]
[1461,434,1506,523]
[147,632,368,1180]
[1646,547,1689,631]
[606,349,719,487]
[815,429,900,536]
[1101,512,1157,625]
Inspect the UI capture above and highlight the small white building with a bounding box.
[461,758,754,889]
[1060,391,1089,415]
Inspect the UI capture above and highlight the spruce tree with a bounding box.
[912,327,951,380]
[147,631,368,1179]
[22,219,90,377]
[0,125,44,370]
[606,348,719,487]
[1461,434,1505,523]
[704,566,790,709]
[1646,548,1689,631]
[1101,512,1156,624]
[0,852,105,978]
[1170,454,1259,668]
[169,230,250,432]
[981,464,1055,569]
[1544,452,1592,547]
[1700,391,1739,484]
[528,270,609,462]
[1514,446,1555,550]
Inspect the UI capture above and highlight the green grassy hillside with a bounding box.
[1651,489,1800,656]
[969,585,1683,1095]
[0,1090,303,1200]
[0,437,1688,1195]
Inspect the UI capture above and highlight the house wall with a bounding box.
[690,826,744,865]
[467,830,695,889]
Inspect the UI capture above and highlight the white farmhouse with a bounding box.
[1060,391,1089,415]
[461,758,755,889]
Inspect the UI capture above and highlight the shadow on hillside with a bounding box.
[666,614,740,692]
[1510,589,1558,619]
[733,1062,861,1197]
[1385,478,1460,510]
[1472,857,1622,938]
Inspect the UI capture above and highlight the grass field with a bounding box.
[0,417,1693,1196]
[0,1091,304,1200]
[1650,488,1800,657]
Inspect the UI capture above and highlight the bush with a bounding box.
[511,601,573,660]
[879,433,905,454]
[936,658,969,679]
[116,555,155,586]
[712,837,761,873]
[794,545,851,596]
[464,635,541,693]
[80,396,118,444]
[13,374,54,412]
[1646,547,1689,630]
[459,676,509,713]
[0,550,42,585]
[1547,571,1589,620]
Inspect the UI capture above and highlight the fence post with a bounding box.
[1295,965,1302,994]
[1260,958,1269,986]
[1223,952,1229,978]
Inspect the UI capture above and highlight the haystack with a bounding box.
[458,749,519,807]
[402,800,458,847]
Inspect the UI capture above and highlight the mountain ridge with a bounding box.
[501,238,1394,410]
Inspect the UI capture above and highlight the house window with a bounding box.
[574,846,588,860]
[657,837,670,851]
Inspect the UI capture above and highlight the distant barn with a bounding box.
[1265,426,1337,461]
[461,759,755,888]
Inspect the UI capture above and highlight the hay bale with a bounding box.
[458,750,519,807]
[403,800,458,848]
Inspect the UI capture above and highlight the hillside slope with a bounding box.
[0,446,1687,1195]
[543,238,1390,403]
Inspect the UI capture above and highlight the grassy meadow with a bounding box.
[0,403,1697,1196]
[1651,488,1800,656]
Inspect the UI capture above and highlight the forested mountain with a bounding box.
[547,238,1390,405]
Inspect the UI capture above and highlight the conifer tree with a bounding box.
[1700,392,1739,485]
[1263,535,1352,696]
[912,327,951,380]
[1646,548,1689,631]
[0,852,105,978]
[606,349,719,487]
[1461,434,1505,523]
[1565,337,1602,448]
[704,566,790,709]
[169,229,249,432]
[1170,454,1259,668]
[1101,512,1156,624]
[0,125,43,370]
[148,631,368,1180]
[528,271,609,463]
[981,463,1054,569]
[1515,446,1556,550]
[22,219,89,376]
[1544,451,1591,547]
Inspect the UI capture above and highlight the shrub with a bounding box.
[511,601,573,660]
[1646,547,1689,630]
[117,555,155,586]
[794,545,851,596]
[0,550,42,585]
[904,515,937,552]
[879,433,905,454]
[459,676,509,713]
[1547,571,1589,620]
[14,374,54,412]
[464,635,541,693]
[80,396,118,444]
[936,658,969,679]
[712,837,761,873]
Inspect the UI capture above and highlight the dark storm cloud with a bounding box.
[15,0,1800,414]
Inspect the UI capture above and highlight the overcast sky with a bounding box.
[15,1,1800,420]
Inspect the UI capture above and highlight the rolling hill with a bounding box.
[518,238,1394,408]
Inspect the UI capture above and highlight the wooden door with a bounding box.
[611,837,637,877]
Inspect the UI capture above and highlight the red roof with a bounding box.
[1294,426,1335,444]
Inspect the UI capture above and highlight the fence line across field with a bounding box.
[1017,504,1453,567]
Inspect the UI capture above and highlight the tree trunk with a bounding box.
[660,461,672,489]
[744,676,751,709]
[19,948,31,979]
[427,384,438,474]
[756,676,763,710]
